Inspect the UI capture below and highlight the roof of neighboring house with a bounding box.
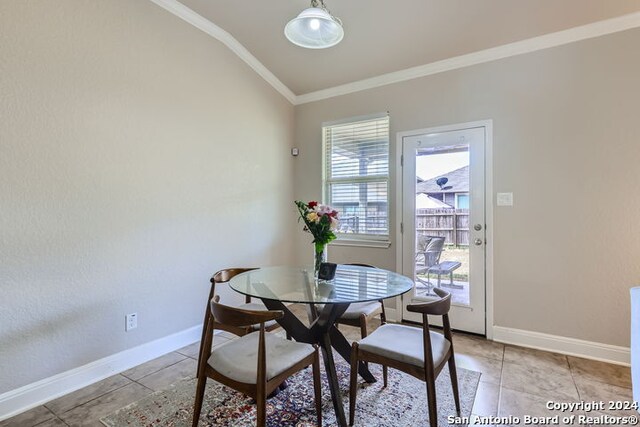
[416,194,453,209]
[417,165,469,194]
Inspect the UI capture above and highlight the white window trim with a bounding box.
[322,113,391,247]
[331,238,391,249]
[321,111,389,128]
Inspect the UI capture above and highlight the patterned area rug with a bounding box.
[101,355,480,426]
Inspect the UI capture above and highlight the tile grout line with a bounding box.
[565,356,583,403]
[496,343,506,416]
[32,415,69,427]
[42,374,133,418]
[567,356,633,390]
[121,355,188,383]
[47,380,140,419]
[132,381,156,393]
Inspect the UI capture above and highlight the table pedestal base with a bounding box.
[261,300,376,427]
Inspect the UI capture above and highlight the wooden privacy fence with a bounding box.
[416,208,469,246]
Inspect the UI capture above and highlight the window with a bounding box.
[323,114,389,241]
[455,193,469,209]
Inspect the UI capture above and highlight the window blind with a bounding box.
[323,115,389,237]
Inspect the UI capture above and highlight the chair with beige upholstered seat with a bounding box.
[348,288,460,427]
[193,299,322,427]
[197,268,285,378]
[209,268,283,336]
[334,263,387,338]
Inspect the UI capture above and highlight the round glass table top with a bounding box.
[228,265,414,305]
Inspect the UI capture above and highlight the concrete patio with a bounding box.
[414,277,471,306]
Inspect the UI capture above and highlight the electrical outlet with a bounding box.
[125,313,137,331]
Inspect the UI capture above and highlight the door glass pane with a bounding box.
[414,142,470,306]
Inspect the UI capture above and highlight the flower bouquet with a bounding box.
[295,200,339,278]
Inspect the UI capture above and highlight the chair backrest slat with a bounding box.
[211,268,258,305]
[211,268,257,284]
[406,288,451,315]
[344,263,376,268]
[210,299,283,327]
[423,237,445,267]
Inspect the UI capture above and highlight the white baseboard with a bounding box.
[0,325,204,421]
[493,326,630,366]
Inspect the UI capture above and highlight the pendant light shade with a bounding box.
[285,1,343,49]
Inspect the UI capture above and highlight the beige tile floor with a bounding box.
[1,306,632,427]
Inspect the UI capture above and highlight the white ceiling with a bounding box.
[178,0,640,96]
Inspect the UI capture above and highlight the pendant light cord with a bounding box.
[310,0,342,26]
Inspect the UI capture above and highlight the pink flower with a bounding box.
[330,217,338,230]
[316,204,333,216]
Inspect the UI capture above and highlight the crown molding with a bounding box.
[295,11,640,105]
[148,2,640,107]
[148,0,297,104]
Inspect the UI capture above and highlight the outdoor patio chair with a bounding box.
[415,236,445,288]
[348,288,460,427]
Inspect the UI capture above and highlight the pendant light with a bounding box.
[285,0,343,49]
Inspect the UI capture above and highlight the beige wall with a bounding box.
[294,28,640,347]
[0,0,294,393]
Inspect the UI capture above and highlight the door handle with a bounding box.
[474,238,483,246]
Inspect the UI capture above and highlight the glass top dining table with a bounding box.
[228,264,413,305]
[228,264,414,427]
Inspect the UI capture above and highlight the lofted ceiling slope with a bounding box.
[178,0,640,96]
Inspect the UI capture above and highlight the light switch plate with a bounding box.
[496,192,513,206]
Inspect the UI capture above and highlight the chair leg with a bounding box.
[359,314,368,339]
[196,315,209,379]
[359,315,369,369]
[312,349,322,426]
[382,365,388,388]
[191,374,207,427]
[448,355,461,415]
[349,343,359,426]
[196,288,214,379]
[379,299,387,325]
[256,395,266,427]
[426,377,438,427]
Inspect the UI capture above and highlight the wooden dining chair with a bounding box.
[197,268,284,378]
[193,298,322,427]
[348,288,460,426]
[334,263,387,338]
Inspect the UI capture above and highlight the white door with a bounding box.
[400,123,488,334]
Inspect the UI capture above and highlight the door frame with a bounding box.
[394,120,494,339]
